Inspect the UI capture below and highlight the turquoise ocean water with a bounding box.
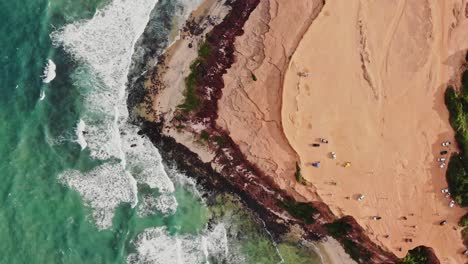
[0,0,322,263]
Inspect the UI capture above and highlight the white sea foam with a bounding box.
[204,224,229,259]
[59,163,138,229]
[53,0,163,228]
[39,89,46,101]
[76,119,87,150]
[51,0,159,161]
[138,193,178,217]
[42,59,56,83]
[53,0,205,243]
[121,123,174,193]
[127,224,230,264]
[168,168,206,203]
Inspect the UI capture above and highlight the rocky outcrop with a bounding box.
[216,0,326,200]
[127,0,185,112]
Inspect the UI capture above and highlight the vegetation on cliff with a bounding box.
[277,198,317,224]
[179,58,202,112]
[294,162,306,185]
[462,227,468,247]
[179,41,213,113]
[401,248,429,264]
[251,72,257,81]
[444,78,468,207]
[400,246,439,264]
[200,130,210,141]
[197,41,212,59]
[444,55,468,253]
[460,213,468,246]
[325,219,372,263]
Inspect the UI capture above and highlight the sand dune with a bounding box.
[282,0,467,263]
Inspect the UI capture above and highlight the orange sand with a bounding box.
[282,0,468,263]
[217,0,324,200]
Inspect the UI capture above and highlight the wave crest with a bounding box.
[59,163,138,229]
[127,224,230,264]
[42,59,56,83]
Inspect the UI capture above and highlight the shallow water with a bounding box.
[0,0,323,263]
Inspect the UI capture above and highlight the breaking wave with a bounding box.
[52,0,175,229]
[75,119,87,150]
[127,224,232,264]
[42,59,56,83]
[138,193,178,217]
[58,163,138,229]
[51,0,160,162]
[39,89,46,101]
[51,0,204,234]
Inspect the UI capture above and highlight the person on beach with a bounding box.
[442,141,451,147]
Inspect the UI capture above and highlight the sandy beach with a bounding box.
[282,0,468,263]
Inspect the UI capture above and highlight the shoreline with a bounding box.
[129,0,451,263]
[140,120,348,262]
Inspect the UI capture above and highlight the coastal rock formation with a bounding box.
[135,0,396,262]
[217,0,324,200]
[131,0,468,263]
